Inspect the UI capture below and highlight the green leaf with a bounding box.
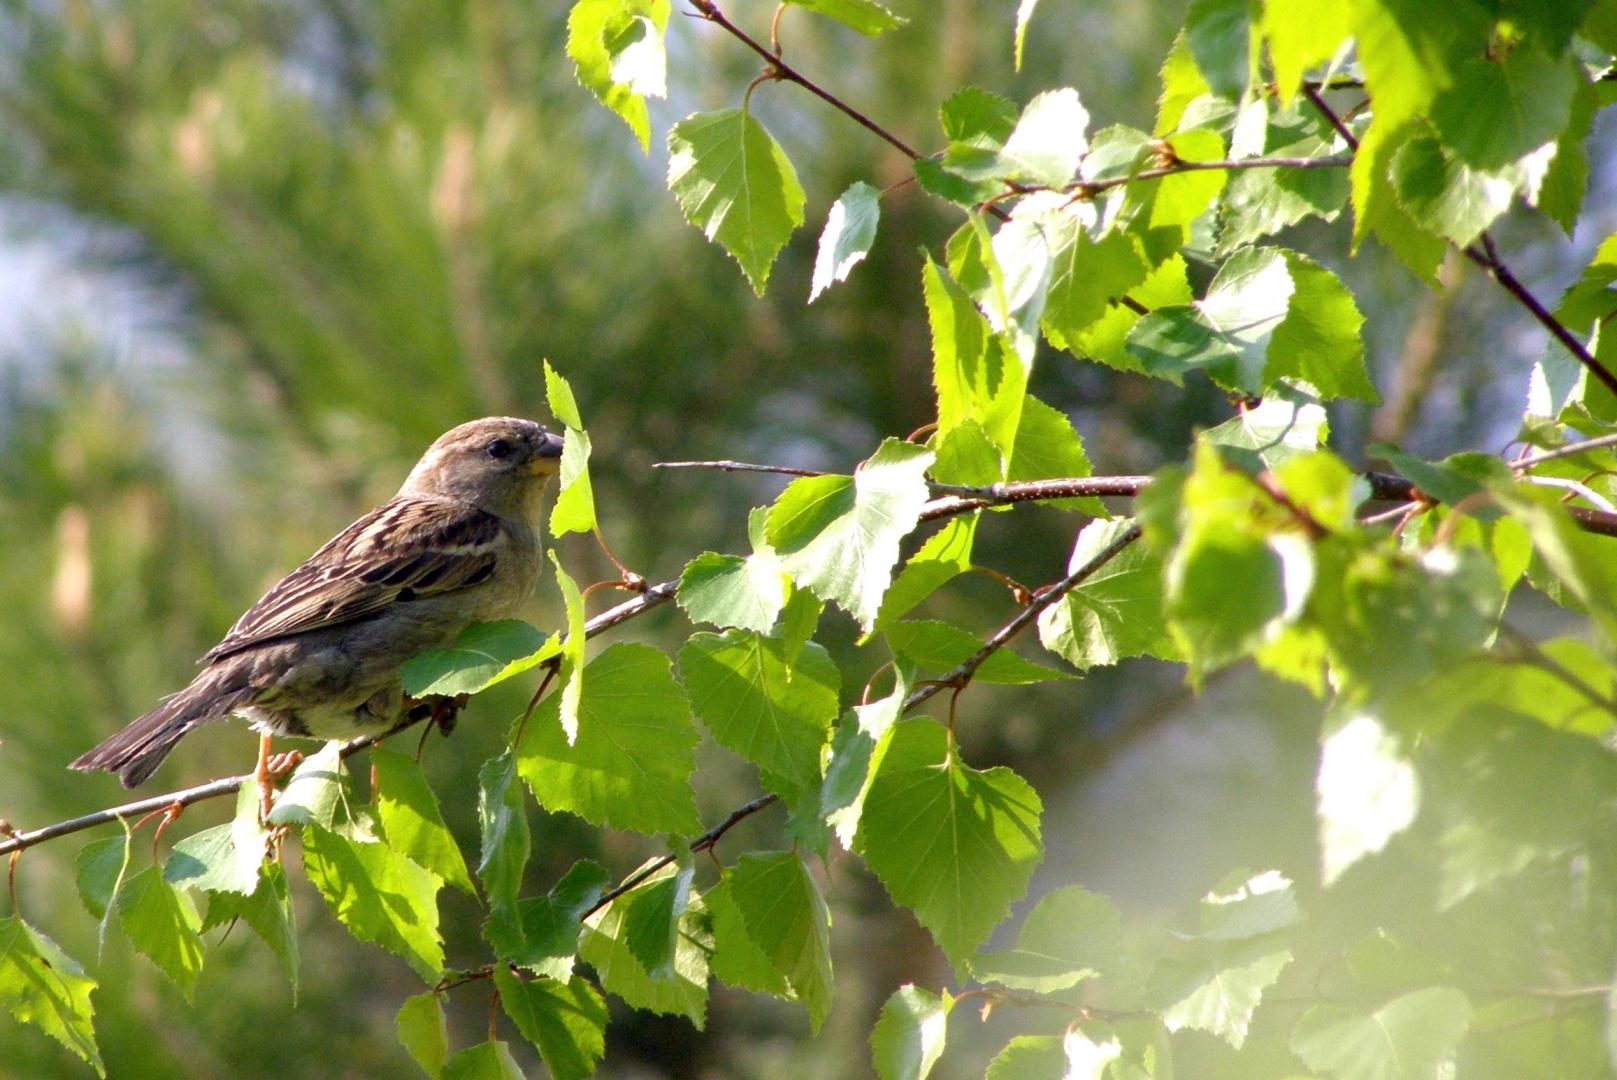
[546,361,597,537]
[1200,384,1329,473]
[396,991,449,1080]
[944,89,1089,188]
[824,661,915,847]
[679,630,840,789]
[477,752,530,921]
[728,852,836,1032]
[400,621,559,698]
[1077,254,1193,373]
[1351,121,1448,284]
[1317,712,1419,887]
[1291,986,1473,1080]
[579,861,709,1026]
[779,585,822,672]
[986,1035,1066,1080]
[493,968,608,1080]
[810,181,880,302]
[1146,938,1291,1049]
[266,741,348,829]
[1156,445,1314,676]
[1185,0,1251,99]
[668,109,806,295]
[873,514,979,632]
[204,863,299,996]
[485,860,612,967]
[1126,247,1373,400]
[301,825,443,981]
[1004,396,1107,515]
[931,418,1003,488]
[884,619,1074,684]
[75,833,130,957]
[1430,710,1617,909]
[624,864,693,979]
[1039,220,1150,356]
[1262,0,1352,104]
[973,885,1123,992]
[372,746,475,894]
[1198,869,1304,939]
[116,865,206,998]
[440,1040,525,1080]
[1320,543,1500,701]
[165,783,266,896]
[941,87,1018,145]
[783,0,905,35]
[1429,50,1577,171]
[766,438,935,630]
[706,874,791,996]
[925,256,1027,462]
[548,553,587,744]
[855,718,1043,973]
[870,984,953,1080]
[1012,0,1041,67]
[516,642,702,836]
[1389,131,1536,249]
[1038,517,1179,669]
[677,551,787,633]
[566,0,670,150]
[1536,72,1597,235]
[0,917,102,1075]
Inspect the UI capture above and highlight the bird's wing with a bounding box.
[203,497,507,660]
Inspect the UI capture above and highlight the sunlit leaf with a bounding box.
[871,984,952,1080]
[810,181,880,302]
[668,109,806,294]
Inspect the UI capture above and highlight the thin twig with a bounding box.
[1464,235,1617,399]
[1071,154,1352,199]
[581,792,781,920]
[1522,474,1617,514]
[1514,432,1617,470]
[1302,82,1360,150]
[0,582,681,858]
[1299,86,1617,403]
[653,460,826,478]
[687,0,921,160]
[903,523,1143,713]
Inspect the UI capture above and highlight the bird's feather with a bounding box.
[204,496,506,660]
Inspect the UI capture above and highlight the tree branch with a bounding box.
[1071,153,1352,198]
[687,0,921,161]
[1297,86,1617,401]
[902,522,1143,713]
[12,464,1617,858]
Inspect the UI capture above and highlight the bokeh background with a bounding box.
[0,0,1612,1076]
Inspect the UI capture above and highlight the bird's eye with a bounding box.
[485,439,514,460]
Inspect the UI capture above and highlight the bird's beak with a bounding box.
[529,430,566,473]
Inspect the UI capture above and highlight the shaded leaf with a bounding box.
[493,968,608,1080]
[855,718,1043,973]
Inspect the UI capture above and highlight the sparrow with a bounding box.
[72,417,564,805]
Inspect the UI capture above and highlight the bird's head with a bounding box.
[400,417,566,517]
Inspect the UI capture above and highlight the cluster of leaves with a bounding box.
[14,1,1617,1079]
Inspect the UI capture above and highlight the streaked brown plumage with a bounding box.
[72,417,563,788]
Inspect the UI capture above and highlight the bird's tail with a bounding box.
[70,678,255,789]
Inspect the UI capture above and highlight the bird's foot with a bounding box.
[256,749,304,823]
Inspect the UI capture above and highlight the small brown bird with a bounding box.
[72,417,563,806]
